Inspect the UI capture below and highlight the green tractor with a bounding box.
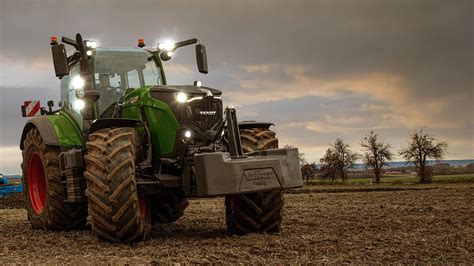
[20,33,302,242]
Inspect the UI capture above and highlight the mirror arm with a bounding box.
[173,38,199,51]
[61,36,78,49]
[67,52,81,67]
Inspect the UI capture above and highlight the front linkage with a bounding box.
[133,105,302,198]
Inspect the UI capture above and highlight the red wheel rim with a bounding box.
[138,196,147,219]
[28,152,46,214]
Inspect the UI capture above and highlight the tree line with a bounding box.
[294,128,448,184]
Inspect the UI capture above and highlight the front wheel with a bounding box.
[225,127,284,235]
[84,127,151,242]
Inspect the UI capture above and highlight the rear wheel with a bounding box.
[225,127,284,235]
[84,127,151,242]
[240,128,278,153]
[21,128,87,230]
[150,191,189,224]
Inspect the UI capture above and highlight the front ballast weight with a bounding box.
[194,148,302,196]
[192,107,303,197]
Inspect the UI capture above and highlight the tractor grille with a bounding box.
[188,97,222,132]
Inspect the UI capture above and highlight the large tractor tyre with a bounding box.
[225,128,284,235]
[21,128,87,230]
[239,128,278,153]
[150,191,190,224]
[84,127,151,242]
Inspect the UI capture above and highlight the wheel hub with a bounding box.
[28,152,46,214]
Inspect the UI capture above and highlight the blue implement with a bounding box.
[0,174,23,198]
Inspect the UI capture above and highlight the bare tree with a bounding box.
[301,162,317,184]
[319,139,359,182]
[333,138,359,182]
[399,129,447,183]
[361,131,394,183]
[319,148,337,181]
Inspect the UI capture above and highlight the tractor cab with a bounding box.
[60,47,164,118]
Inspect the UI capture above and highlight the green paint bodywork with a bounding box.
[40,85,180,155]
[121,86,180,156]
[46,111,84,147]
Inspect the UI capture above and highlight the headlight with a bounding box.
[74,99,85,111]
[158,41,175,51]
[176,92,188,103]
[72,76,84,89]
[184,130,192,138]
[86,41,97,49]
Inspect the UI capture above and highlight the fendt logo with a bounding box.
[199,111,217,116]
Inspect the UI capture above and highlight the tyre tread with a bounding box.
[84,127,150,242]
[225,128,284,235]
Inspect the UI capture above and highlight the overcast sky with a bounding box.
[1,0,473,174]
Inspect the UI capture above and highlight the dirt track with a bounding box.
[1,184,473,264]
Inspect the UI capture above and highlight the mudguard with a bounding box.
[20,113,83,150]
[238,121,274,130]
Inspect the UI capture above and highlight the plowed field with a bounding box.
[1,184,473,263]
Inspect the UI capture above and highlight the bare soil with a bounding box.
[1,184,473,264]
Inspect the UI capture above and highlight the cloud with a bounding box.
[241,64,277,73]
[280,113,379,134]
[282,121,380,135]
[164,63,194,76]
[443,139,474,160]
[0,55,58,89]
[277,135,330,163]
[228,63,467,129]
[228,64,407,102]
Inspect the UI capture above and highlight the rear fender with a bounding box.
[20,113,84,150]
[238,121,274,130]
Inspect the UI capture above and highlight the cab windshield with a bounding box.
[93,48,162,113]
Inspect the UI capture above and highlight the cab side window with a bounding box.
[59,64,82,114]
[67,65,83,114]
[59,64,83,127]
[127,69,140,89]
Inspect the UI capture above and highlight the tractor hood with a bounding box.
[150,85,222,97]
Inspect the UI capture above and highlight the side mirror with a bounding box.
[196,44,208,74]
[51,44,69,78]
